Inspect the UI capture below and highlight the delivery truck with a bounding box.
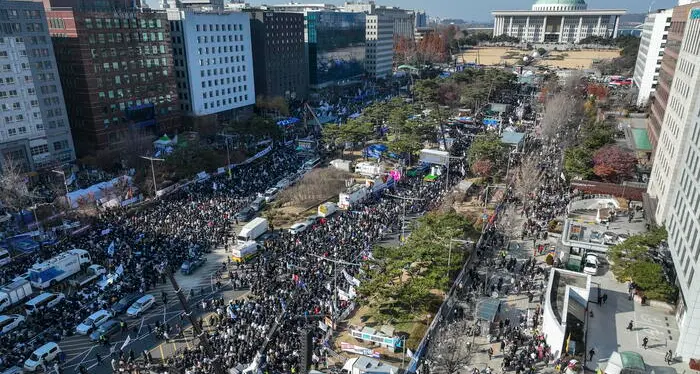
[338,184,369,210]
[237,217,269,243]
[231,241,260,262]
[29,249,92,289]
[0,279,33,312]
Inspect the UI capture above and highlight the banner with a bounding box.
[121,334,131,350]
[106,240,115,257]
[340,342,381,358]
[342,269,361,287]
[101,228,111,236]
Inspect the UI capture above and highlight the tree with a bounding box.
[540,94,585,141]
[563,147,594,179]
[592,145,637,182]
[471,159,494,178]
[0,157,31,213]
[467,133,507,168]
[322,118,374,148]
[581,120,616,150]
[426,320,473,374]
[514,156,542,200]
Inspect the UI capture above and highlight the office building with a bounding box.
[647,3,699,152]
[492,0,625,43]
[652,7,700,360]
[167,9,255,123]
[306,11,365,88]
[415,11,427,28]
[0,0,75,171]
[45,0,180,157]
[632,9,672,107]
[341,2,418,39]
[264,3,336,13]
[364,14,393,78]
[248,11,308,99]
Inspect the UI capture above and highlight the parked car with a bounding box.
[24,342,61,372]
[111,293,144,315]
[289,222,309,235]
[235,207,255,222]
[89,319,121,341]
[583,254,599,275]
[75,309,112,335]
[250,196,266,212]
[589,231,603,244]
[617,233,629,244]
[0,314,25,335]
[603,231,618,245]
[263,187,279,202]
[127,294,155,317]
[181,256,207,275]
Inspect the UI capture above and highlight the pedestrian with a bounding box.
[602,294,607,304]
[642,336,649,349]
[487,346,494,360]
[665,350,673,365]
[111,358,117,371]
[627,320,634,331]
[588,348,595,361]
[95,353,102,365]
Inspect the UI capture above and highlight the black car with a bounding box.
[111,293,144,315]
[235,207,255,222]
[89,319,121,341]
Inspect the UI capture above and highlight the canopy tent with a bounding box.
[476,298,501,322]
[363,144,388,159]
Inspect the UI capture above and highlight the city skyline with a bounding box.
[145,0,680,21]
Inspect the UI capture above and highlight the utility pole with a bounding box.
[218,132,236,179]
[161,266,225,374]
[139,156,164,198]
[309,253,360,327]
[51,169,71,209]
[383,193,425,244]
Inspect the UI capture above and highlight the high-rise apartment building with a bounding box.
[248,10,308,99]
[652,7,700,360]
[167,9,255,123]
[632,9,672,107]
[647,3,696,152]
[365,14,393,78]
[44,1,180,158]
[341,2,417,39]
[0,0,75,171]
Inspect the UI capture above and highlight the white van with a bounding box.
[25,292,65,315]
[0,249,11,267]
[24,342,61,371]
[583,254,599,275]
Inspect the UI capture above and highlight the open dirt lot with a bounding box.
[458,47,621,69]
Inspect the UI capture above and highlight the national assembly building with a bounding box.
[492,0,625,43]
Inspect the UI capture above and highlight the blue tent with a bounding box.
[276,117,300,127]
[363,144,388,159]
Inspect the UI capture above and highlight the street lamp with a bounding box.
[140,156,164,198]
[218,132,236,179]
[440,237,471,282]
[51,169,71,209]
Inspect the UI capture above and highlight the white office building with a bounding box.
[633,9,672,107]
[0,0,75,171]
[648,8,700,360]
[167,9,255,118]
[492,0,625,43]
[365,15,393,78]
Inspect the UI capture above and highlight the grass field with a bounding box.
[458,47,621,69]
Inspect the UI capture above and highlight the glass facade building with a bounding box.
[306,11,365,87]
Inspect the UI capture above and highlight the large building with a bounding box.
[0,0,76,171]
[647,3,698,152]
[492,0,625,43]
[364,14,393,78]
[248,10,308,99]
[167,9,255,122]
[645,3,697,224]
[341,2,418,39]
[305,11,366,88]
[650,6,700,360]
[632,9,672,107]
[45,0,180,158]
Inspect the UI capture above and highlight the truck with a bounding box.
[0,279,33,312]
[318,202,338,218]
[237,217,269,243]
[28,249,92,289]
[354,162,384,177]
[68,264,106,288]
[231,241,260,262]
[338,184,369,210]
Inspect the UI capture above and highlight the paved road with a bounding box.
[57,247,250,374]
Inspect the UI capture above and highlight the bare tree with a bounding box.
[540,94,585,142]
[426,320,473,374]
[514,156,542,201]
[0,157,30,212]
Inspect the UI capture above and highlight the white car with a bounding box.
[263,187,279,202]
[126,294,155,317]
[583,254,599,275]
[0,314,25,335]
[75,309,112,335]
[289,222,309,235]
[24,342,61,372]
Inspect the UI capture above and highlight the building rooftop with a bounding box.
[631,128,652,151]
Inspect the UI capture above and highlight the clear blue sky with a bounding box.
[146,0,680,22]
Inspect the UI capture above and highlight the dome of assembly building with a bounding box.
[532,0,587,11]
